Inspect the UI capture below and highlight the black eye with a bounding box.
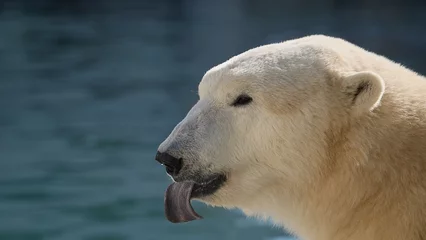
[232,94,253,106]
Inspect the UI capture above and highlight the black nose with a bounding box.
[155,151,183,176]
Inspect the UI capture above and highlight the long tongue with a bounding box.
[164,181,203,223]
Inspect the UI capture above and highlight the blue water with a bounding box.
[0,1,425,240]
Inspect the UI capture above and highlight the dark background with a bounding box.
[0,1,425,240]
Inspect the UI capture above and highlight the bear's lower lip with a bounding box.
[191,173,227,198]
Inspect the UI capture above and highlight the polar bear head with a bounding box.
[155,35,385,223]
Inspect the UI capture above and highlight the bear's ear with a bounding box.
[340,71,385,115]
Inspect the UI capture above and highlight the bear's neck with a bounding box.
[250,100,426,240]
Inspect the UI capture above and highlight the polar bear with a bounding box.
[155,35,426,240]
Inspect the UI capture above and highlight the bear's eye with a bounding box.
[232,94,253,107]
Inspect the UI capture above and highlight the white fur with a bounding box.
[158,35,426,240]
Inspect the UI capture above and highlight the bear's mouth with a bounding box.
[164,174,226,223]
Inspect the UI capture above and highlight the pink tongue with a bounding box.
[164,181,203,223]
